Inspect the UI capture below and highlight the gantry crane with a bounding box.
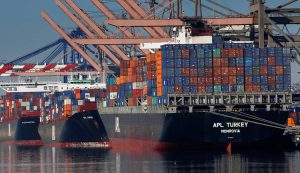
[5,0,300,77]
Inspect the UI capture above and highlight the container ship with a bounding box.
[97,24,295,151]
[0,76,110,148]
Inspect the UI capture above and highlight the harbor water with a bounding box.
[1,145,300,173]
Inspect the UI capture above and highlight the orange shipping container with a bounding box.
[221,67,229,76]
[128,98,137,106]
[213,59,221,67]
[260,66,268,75]
[228,67,237,75]
[197,86,206,93]
[229,76,237,84]
[245,85,253,92]
[276,66,284,75]
[213,68,222,76]
[236,67,244,75]
[157,87,163,96]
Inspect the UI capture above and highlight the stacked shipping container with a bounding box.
[105,43,291,107]
[0,89,106,121]
[106,59,148,107]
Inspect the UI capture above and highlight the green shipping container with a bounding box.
[213,48,221,58]
[152,97,157,105]
[127,90,132,98]
[237,85,244,92]
[213,85,222,93]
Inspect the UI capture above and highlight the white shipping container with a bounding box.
[133,82,137,89]
[78,100,83,106]
[89,97,96,102]
[26,105,30,110]
[85,93,90,98]
[64,99,71,105]
[21,102,29,107]
[102,101,107,108]
[110,92,118,99]
[136,82,145,89]
[34,106,38,110]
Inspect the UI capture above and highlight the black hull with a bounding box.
[99,111,290,151]
[39,110,110,148]
[0,117,42,146]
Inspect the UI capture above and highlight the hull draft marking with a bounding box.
[115,117,120,133]
[8,123,11,137]
[52,125,56,141]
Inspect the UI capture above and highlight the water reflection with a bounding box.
[0,145,300,173]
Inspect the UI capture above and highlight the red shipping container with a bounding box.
[190,68,198,77]
[182,68,190,76]
[197,86,206,93]
[268,57,276,66]
[175,86,182,93]
[229,76,237,84]
[228,67,237,75]
[128,98,137,106]
[221,49,229,57]
[213,59,221,67]
[190,77,198,85]
[221,67,229,76]
[136,75,143,82]
[252,85,261,92]
[276,66,284,75]
[236,67,244,75]
[260,66,268,75]
[221,76,229,84]
[198,77,206,84]
[147,97,152,106]
[213,67,222,76]
[245,76,252,85]
[213,76,222,85]
[237,48,244,57]
[221,58,228,67]
[205,68,213,77]
[268,75,276,84]
[206,77,213,85]
[245,85,253,92]
[181,49,189,59]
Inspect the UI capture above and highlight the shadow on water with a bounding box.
[0,145,300,173]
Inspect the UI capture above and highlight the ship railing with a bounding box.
[167,92,292,106]
[99,105,168,114]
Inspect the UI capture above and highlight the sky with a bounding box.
[0,0,299,82]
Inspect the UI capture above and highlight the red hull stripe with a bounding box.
[44,141,111,148]
[1,140,44,146]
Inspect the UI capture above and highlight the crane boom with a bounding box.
[65,0,129,61]
[41,10,101,72]
[56,0,121,65]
